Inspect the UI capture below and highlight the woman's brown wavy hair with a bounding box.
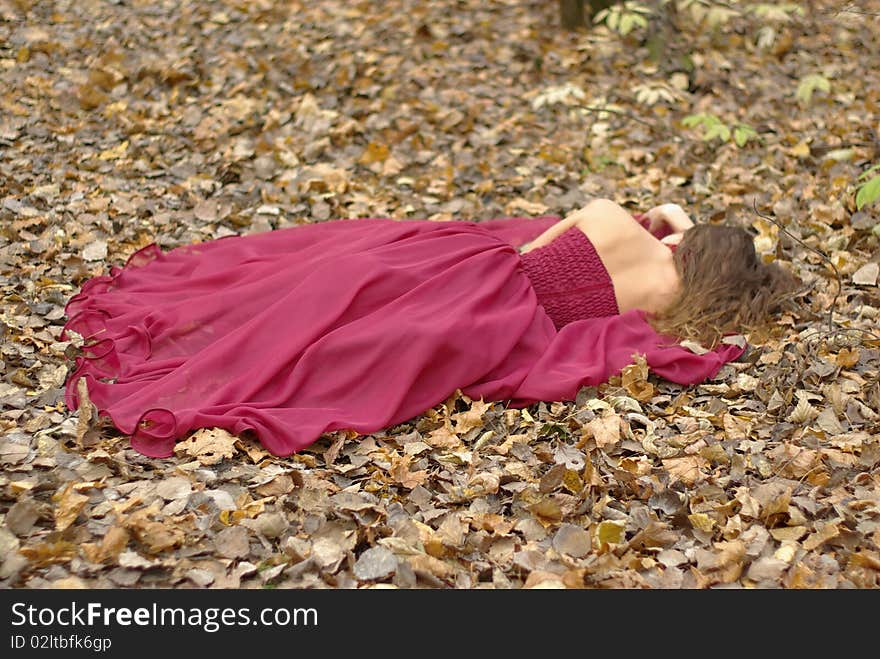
[648,224,800,348]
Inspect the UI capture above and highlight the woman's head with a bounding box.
[649,223,800,347]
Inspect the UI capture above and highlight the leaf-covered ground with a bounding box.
[1,0,879,589]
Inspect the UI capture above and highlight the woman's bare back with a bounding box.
[523,199,681,315]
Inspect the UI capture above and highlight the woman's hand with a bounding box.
[644,204,695,235]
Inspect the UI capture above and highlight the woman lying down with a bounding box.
[62,198,798,457]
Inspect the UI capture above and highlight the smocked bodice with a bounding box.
[519,227,619,330]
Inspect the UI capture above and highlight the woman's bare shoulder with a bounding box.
[572,200,652,250]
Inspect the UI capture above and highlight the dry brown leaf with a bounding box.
[389,453,429,489]
[19,541,77,567]
[769,526,808,542]
[662,455,709,485]
[174,427,237,465]
[255,473,297,497]
[81,526,130,563]
[528,497,563,524]
[768,443,819,479]
[752,483,792,520]
[835,347,860,368]
[504,197,548,215]
[424,424,462,448]
[451,399,490,435]
[53,483,89,532]
[621,353,654,402]
[75,377,93,448]
[803,522,840,550]
[584,412,621,449]
[523,570,566,589]
[123,504,186,554]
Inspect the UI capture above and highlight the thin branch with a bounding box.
[751,198,841,333]
[581,105,659,129]
[750,199,880,348]
[833,6,880,18]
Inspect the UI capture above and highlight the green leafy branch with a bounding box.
[681,113,759,147]
[594,1,651,35]
[856,164,880,210]
[796,74,831,106]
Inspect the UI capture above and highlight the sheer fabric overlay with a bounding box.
[63,217,743,457]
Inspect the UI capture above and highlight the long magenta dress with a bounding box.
[62,216,743,458]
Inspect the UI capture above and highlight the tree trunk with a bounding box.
[559,0,585,30]
[588,0,616,18]
[559,1,618,31]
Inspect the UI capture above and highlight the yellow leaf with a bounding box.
[53,483,89,532]
[688,513,716,533]
[19,541,77,567]
[359,141,390,165]
[562,469,584,494]
[97,140,129,161]
[788,140,811,158]
[594,520,625,548]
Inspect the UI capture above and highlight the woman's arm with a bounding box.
[520,199,632,253]
[643,204,694,235]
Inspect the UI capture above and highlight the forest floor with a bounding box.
[1,0,879,589]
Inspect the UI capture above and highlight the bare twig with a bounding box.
[751,198,880,349]
[833,6,880,18]
[751,198,841,333]
[581,105,659,129]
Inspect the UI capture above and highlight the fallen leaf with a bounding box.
[81,526,130,563]
[174,427,238,465]
[852,262,879,286]
[6,500,40,537]
[214,525,251,559]
[389,453,429,489]
[19,541,77,567]
[552,523,591,558]
[662,455,709,485]
[688,513,716,533]
[584,412,621,449]
[451,399,490,434]
[53,484,89,532]
[354,546,398,581]
[621,354,654,402]
[803,522,840,550]
[594,520,626,548]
